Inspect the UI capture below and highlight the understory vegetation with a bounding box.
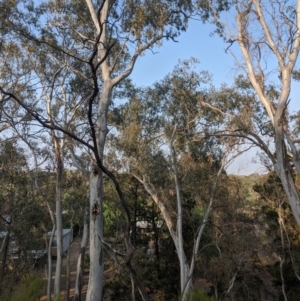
[1,139,300,300]
[1,0,300,300]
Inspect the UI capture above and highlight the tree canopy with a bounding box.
[1,1,300,301]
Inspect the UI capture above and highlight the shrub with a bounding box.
[185,289,216,301]
[9,274,44,301]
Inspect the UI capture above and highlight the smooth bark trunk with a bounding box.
[54,200,63,299]
[26,140,56,301]
[135,153,225,301]
[86,165,104,301]
[68,150,90,301]
[42,202,56,301]
[84,0,165,297]
[274,123,300,227]
[47,224,56,301]
[136,174,191,298]
[74,210,89,301]
[85,68,112,301]
[235,0,300,228]
[279,255,288,301]
[46,76,65,300]
[54,141,64,300]
[65,208,74,301]
[171,140,188,294]
[131,276,135,301]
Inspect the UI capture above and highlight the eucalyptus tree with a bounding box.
[67,151,90,301]
[0,141,26,285]
[197,174,263,301]
[29,143,58,301]
[0,141,45,286]
[0,1,232,299]
[113,59,242,299]
[253,173,300,301]
[0,56,60,299]
[70,2,196,297]
[1,9,87,297]
[205,0,300,227]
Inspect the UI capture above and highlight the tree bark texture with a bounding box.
[86,165,104,301]
[235,0,300,227]
[53,139,64,300]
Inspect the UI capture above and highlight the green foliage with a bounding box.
[83,253,90,270]
[267,260,300,301]
[1,1,299,299]
[253,172,300,300]
[1,274,44,301]
[103,177,124,235]
[63,170,89,229]
[292,69,300,81]
[185,289,216,301]
[0,140,45,260]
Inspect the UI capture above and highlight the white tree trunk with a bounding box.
[84,0,171,296]
[85,80,112,300]
[54,195,63,299]
[170,138,189,294]
[53,139,64,300]
[75,209,89,301]
[68,149,90,301]
[274,122,300,227]
[47,224,56,301]
[65,208,74,301]
[22,139,56,301]
[45,73,65,300]
[135,174,191,298]
[233,0,300,228]
[86,164,104,301]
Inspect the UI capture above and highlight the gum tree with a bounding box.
[0,1,231,299]
[206,0,300,226]
[112,60,242,299]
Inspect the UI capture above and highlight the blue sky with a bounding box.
[130,20,237,88]
[129,20,268,175]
